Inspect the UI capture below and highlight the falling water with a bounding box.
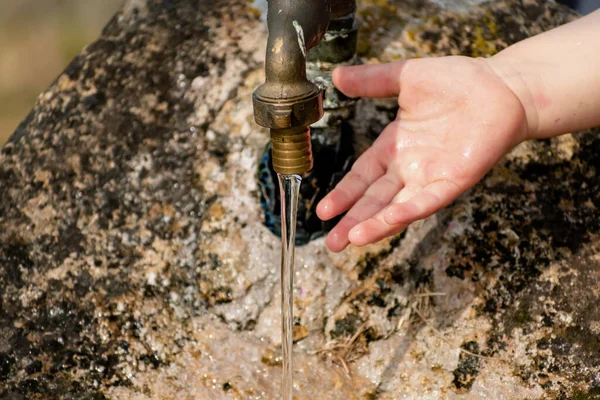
[277,173,302,400]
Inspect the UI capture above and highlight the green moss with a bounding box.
[485,12,498,36]
[356,0,405,57]
[405,29,417,42]
[570,388,600,400]
[513,308,532,325]
[471,26,498,57]
[246,6,262,18]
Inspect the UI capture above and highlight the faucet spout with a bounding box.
[253,0,331,175]
[261,0,330,99]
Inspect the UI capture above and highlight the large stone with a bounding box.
[1,0,597,399]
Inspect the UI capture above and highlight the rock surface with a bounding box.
[0,0,598,399]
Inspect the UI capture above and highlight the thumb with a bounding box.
[333,61,407,99]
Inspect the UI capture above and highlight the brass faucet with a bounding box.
[253,0,357,176]
[253,0,330,176]
[254,0,359,242]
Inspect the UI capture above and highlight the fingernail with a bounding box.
[326,231,345,253]
[383,207,396,225]
[316,200,331,220]
[348,226,363,244]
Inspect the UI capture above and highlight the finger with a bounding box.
[333,61,407,99]
[324,173,402,252]
[345,173,403,223]
[325,215,360,253]
[349,181,460,248]
[348,212,408,248]
[391,183,422,204]
[316,144,387,221]
[384,180,461,225]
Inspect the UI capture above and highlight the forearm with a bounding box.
[488,9,600,140]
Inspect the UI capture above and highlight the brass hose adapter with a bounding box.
[270,126,313,175]
[253,0,330,175]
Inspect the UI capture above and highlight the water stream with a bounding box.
[277,173,302,400]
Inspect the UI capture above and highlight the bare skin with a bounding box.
[317,9,600,253]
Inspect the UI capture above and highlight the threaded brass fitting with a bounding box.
[270,126,313,175]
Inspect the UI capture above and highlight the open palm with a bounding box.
[317,56,528,252]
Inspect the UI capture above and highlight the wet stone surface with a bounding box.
[0,0,597,399]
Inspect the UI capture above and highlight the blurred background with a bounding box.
[0,0,123,144]
[0,0,597,145]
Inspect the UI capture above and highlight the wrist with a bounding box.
[485,53,541,140]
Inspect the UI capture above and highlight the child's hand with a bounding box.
[316,56,528,252]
